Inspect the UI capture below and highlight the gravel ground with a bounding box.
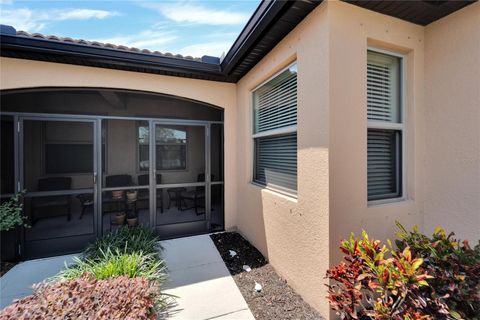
[211,232,324,320]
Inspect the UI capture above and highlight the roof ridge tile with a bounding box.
[15,30,203,62]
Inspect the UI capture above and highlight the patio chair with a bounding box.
[31,177,72,225]
[180,173,214,215]
[77,193,94,219]
[137,174,164,213]
[105,174,133,188]
[167,187,186,210]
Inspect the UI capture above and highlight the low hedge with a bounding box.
[1,275,161,320]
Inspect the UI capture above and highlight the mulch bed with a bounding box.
[211,232,324,320]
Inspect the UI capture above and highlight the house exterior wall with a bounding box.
[327,1,426,263]
[424,2,480,242]
[235,1,427,318]
[0,58,237,229]
[1,1,479,318]
[235,2,331,316]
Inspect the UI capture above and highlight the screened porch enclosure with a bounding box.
[1,89,224,259]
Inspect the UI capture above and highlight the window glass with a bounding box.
[367,51,401,123]
[1,116,14,195]
[367,129,401,200]
[252,63,297,193]
[367,51,403,201]
[44,122,94,174]
[253,64,297,134]
[138,125,187,171]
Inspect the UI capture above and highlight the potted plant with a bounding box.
[111,190,124,200]
[1,191,29,262]
[126,211,138,226]
[126,190,137,202]
[113,211,126,225]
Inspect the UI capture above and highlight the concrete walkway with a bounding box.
[161,234,254,320]
[0,254,78,309]
[0,234,254,319]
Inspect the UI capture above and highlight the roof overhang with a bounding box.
[343,0,476,26]
[221,0,321,82]
[0,0,476,83]
[0,30,228,82]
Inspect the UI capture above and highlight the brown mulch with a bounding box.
[211,232,324,320]
[0,261,17,277]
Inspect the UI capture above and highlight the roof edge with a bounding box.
[0,27,228,82]
[1,0,474,82]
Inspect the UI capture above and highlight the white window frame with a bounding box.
[367,47,407,206]
[250,61,298,198]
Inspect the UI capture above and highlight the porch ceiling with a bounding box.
[0,0,476,83]
[343,0,476,26]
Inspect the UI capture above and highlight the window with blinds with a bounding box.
[367,51,403,201]
[253,63,297,193]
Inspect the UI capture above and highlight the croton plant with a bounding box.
[325,224,480,320]
[396,223,480,320]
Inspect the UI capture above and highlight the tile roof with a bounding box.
[15,30,203,62]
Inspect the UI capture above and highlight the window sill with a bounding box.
[368,196,408,207]
[250,181,298,201]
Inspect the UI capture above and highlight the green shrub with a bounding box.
[83,225,161,261]
[0,192,29,232]
[326,231,431,319]
[0,275,163,319]
[1,224,171,318]
[396,223,480,320]
[59,248,167,283]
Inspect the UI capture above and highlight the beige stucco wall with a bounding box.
[235,1,428,318]
[424,2,480,242]
[328,1,426,264]
[235,2,331,316]
[1,1,479,317]
[0,58,237,229]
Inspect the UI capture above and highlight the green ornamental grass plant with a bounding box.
[83,225,161,261]
[59,248,167,283]
[59,226,166,283]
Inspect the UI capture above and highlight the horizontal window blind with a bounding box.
[253,63,298,192]
[255,133,297,191]
[254,65,297,133]
[367,129,401,200]
[367,51,400,123]
[367,50,403,201]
